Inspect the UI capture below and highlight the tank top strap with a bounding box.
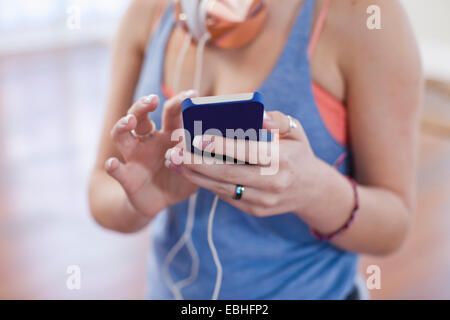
[284,0,317,53]
[308,0,333,59]
[146,1,175,53]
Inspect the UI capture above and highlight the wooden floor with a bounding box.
[1,45,449,299]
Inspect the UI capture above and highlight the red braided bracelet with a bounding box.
[311,176,359,241]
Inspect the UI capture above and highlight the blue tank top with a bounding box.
[135,0,358,300]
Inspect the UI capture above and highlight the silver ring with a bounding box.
[130,119,156,140]
[130,129,155,140]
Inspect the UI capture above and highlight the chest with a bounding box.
[162,1,304,96]
[135,1,350,168]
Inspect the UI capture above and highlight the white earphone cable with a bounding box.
[163,31,197,300]
[173,33,193,93]
[194,32,211,93]
[174,192,200,290]
[164,26,222,301]
[162,193,199,300]
[207,195,222,300]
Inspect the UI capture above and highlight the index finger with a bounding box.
[192,135,274,165]
[127,94,160,135]
[162,90,198,132]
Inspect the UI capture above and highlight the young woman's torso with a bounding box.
[135,0,358,300]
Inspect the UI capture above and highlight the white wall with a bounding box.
[401,0,450,82]
[1,0,449,82]
[0,0,130,56]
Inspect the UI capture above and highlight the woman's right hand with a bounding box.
[105,90,199,218]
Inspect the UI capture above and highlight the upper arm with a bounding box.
[94,0,160,169]
[337,0,424,209]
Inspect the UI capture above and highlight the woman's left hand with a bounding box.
[164,110,327,218]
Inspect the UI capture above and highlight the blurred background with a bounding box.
[0,0,449,299]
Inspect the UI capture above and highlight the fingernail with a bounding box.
[105,158,114,170]
[171,149,183,165]
[193,136,202,149]
[124,114,133,124]
[193,136,214,150]
[203,137,214,151]
[143,94,156,104]
[185,90,197,97]
[263,111,271,120]
[165,149,173,160]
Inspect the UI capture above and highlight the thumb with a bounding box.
[263,111,307,141]
[162,90,198,132]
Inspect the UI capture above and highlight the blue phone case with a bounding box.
[181,92,266,154]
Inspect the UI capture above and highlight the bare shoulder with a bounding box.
[328,0,422,81]
[329,0,418,46]
[325,0,424,115]
[116,0,163,53]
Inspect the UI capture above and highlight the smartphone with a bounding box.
[181,92,266,158]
